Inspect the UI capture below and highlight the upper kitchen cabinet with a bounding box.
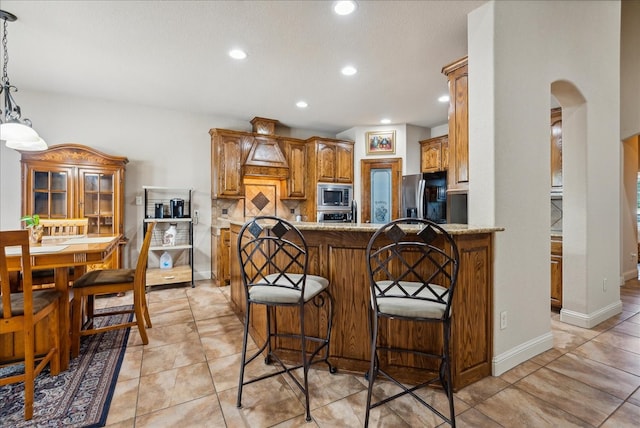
[210,129,248,199]
[442,56,469,193]
[550,107,563,193]
[279,138,307,199]
[420,135,449,173]
[310,138,354,183]
[21,143,128,268]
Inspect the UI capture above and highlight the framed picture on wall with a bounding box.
[366,130,396,155]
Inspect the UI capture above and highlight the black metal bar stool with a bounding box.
[236,215,336,422]
[364,218,460,427]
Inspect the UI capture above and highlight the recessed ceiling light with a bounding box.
[341,65,357,76]
[333,1,357,16]
[380,118,391,124]
[229,49,247,60]
[438,95,450,103]
[296,101,308,108]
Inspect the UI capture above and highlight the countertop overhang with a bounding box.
[224,219,503,235]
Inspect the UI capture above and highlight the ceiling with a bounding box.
[1,0,486,135]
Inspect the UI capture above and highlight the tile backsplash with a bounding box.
[211,178,303,227]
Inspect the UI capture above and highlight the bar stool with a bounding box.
[236,216,335,422]
[364,218,460,427]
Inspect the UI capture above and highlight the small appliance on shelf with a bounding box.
[142,186,194,288]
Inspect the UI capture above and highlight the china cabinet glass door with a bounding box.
[79,169,115,235]
[29,167,73,219]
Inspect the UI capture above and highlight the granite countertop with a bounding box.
[225,219,504,235]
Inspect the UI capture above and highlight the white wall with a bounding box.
[430,123,448,138]
[0,90,246,278]
[469,0,622,375]
[0,90,346,278]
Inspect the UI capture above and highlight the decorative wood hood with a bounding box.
[243,117,289,179]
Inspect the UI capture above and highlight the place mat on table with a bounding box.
[62,236,116,244]
[4,245,69,256]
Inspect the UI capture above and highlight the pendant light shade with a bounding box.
[0,10,47,151]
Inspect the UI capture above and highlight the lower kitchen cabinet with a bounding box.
[212,227,230,286]
[551,236,563,309]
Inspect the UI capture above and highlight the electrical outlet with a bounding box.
[135,196,142,206]
[290,208,295,214]
[631,253,637,261]
[500,311,507,330]
[194,209,199,217]
[603,278,607,292]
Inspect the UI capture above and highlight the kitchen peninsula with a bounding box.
[228,221,503,390]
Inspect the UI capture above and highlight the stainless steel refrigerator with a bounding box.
[401,172,447,223]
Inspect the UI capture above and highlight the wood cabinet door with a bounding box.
[421,140,442,173]
[442,139,449,170]
[420,135,449,173]
[550,238,563,309]
[213,134,244,197]
[335,143,354,183]
[443,57,469,192]
[550,108,563,191]
[316,142,337,182]
[216,229,231,285]
[23,165,75,219]
[282,140,307,198]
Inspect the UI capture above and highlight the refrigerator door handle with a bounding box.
[417,179,425,219]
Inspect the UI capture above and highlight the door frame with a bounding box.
[360,158,402,223]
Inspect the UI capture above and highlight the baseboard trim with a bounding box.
[492,332,553,376]
[560,300,623,328]
[622,269,637,282]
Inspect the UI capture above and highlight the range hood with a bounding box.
[243,135,289,179]
[242,117,289,179]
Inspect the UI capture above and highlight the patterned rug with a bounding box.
[0,306,133,427]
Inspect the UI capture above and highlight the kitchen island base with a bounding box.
[229,222,499,391]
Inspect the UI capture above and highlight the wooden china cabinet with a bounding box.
[20,143,128,269]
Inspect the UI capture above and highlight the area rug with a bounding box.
[0,306,133,427]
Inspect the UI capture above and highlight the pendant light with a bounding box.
[0,10,46,151]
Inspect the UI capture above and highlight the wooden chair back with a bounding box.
[40,218,89,236]
[0,230,61,420]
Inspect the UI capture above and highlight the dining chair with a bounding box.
[26,218,90,289]
[364,218,460,427]
[236,216,335,422]
[0,230,62,420]
[70,222,155,358]
[40,218,89,236]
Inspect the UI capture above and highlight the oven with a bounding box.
[317,211,353,223]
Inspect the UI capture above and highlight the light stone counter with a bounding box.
[227,219,504,235]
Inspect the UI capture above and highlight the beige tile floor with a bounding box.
[98,278,640,427]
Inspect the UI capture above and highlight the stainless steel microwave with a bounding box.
[317,183,352,210]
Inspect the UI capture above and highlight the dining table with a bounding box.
[2,234,121,371]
